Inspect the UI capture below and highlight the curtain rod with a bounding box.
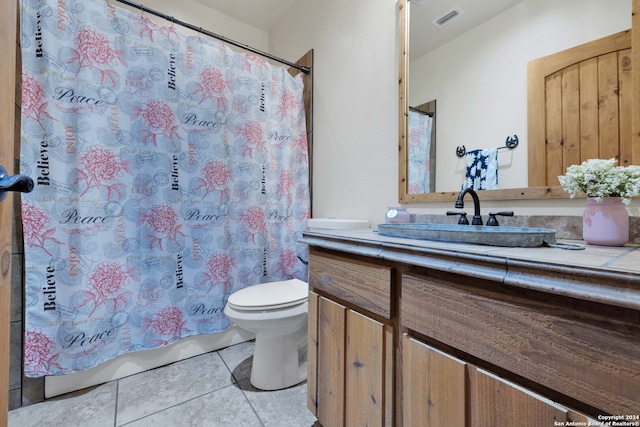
[409,106,433,117]
[114,0,310,74]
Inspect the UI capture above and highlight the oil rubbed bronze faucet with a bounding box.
[455,187,483,225]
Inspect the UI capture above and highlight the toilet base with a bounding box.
[250,321,308,390]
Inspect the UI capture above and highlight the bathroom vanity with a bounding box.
[301,229,640,427]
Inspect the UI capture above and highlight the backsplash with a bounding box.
[411,214,640,244]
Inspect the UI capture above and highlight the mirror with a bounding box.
[399,0,634,203]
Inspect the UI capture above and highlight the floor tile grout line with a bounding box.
[114,348,246,427]
[116,383,248,427]
[217,348,250,385]
[10,342,320,427]
[216,344,267,426]
[237,381,267,427]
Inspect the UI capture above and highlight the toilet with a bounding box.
[224,278,309,390]
[224,219,368,390]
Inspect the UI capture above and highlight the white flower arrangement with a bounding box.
[558,158,640,204]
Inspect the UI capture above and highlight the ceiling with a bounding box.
[410,0,525,59]
[194,0,298,32]
[194,0,525,58]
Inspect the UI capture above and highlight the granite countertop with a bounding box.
[300,229,640,310]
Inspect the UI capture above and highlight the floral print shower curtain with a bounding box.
[407,110,432,194]
[19,0,309,377]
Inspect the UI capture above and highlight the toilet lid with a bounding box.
[227,279,309,311]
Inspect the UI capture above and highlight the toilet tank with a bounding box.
[307,218,370,232]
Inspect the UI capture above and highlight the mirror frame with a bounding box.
[398,0,640,204]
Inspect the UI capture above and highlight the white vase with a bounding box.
[582,197,629,246]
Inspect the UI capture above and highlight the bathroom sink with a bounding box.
[377,223,562,248]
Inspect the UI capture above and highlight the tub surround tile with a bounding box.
[12,192,24,253]
[9,321,21,390]
[10,253,22,322]
[20,375,45,407]
[8,389,21,412]
[116,351,233,425]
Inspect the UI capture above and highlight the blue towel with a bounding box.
[462,148,498,190]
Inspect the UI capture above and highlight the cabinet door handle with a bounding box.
[0,165,34,201]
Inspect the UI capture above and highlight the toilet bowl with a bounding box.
[224,278,309,390]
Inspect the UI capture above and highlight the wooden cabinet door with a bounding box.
[309,292,393,427]
[317,296,346,427]
[307,291,319,416]
[401,336,617,427]
[468,367,567,427]
[401,336,598,427]
[403,336,466,427]
[346,310,392,427]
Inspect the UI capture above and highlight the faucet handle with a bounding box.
[486,211,514,226]
[446,210,469,225]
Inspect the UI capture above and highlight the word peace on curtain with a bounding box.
[19,0,309,377]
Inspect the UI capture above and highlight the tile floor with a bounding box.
[8,341,319,427]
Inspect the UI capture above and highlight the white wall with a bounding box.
[411,0,631,193]
[122,0,270,51]
[137,0,401,227]
[270,0,400,226]
[272,0,639,219]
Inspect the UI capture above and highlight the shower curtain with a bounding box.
[19,0,310,377]
[407,110,432,194]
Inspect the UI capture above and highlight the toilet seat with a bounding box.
[227,279,308,311]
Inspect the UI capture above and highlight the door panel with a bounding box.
[317,297,346,427]
[403,336,466,427]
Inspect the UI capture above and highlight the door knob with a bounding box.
[0,165,34,201]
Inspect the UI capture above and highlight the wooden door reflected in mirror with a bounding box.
[407,100,436,194]
[528,30,634,187]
